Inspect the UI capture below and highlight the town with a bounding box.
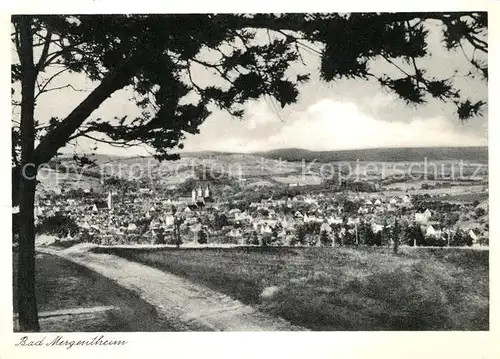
[33,167,489,249]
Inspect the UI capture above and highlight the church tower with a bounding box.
[107,191,113,211]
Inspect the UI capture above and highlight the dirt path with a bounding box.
[37,245,305,331]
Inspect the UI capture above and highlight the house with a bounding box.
[327,216,343,225]
[425,225,437,237]
[401,195,411,203]
[235,211,251,221]
[178,196,193,204]
[358,206,369,214]
[415,208,432,224]
[277,229,287,239]
[187,204,199,212]
[260,224,272,234]
[320,222,332,233]
[149,218,161,229]
[228,228,242,238]
[372,223,384,234]
[347,217,360,225]
[81,221,91,230]
[280,216,295,229]
[164,214,175,227]
[304,196,316,204]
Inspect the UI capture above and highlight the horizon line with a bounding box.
[58,144,488,158]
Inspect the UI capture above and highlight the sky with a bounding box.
[16,17,488,157]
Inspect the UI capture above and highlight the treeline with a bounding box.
[256,147,488,163]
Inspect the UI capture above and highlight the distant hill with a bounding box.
[253,147,488,163]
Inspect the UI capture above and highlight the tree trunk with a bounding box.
[17,174,39,331]
[16,15,40,332]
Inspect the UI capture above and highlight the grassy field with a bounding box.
[95,246,489,331]
[12,251,174,332]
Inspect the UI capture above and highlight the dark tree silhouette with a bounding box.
[12,13,487,331]
[197,229,208,244]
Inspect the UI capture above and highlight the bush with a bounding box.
[36,213,79,237]
[342,230,357,246]
[451,230,473,247]
[52,238,83,248]
[197,230,208,244]
[260,234,272,247]
[154,231,167,245]
[245,232,260,246]
[320,230,333,246]
[475,207,486,219]
[477,236,489,246]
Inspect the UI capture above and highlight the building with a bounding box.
[192,185,212,203]
[415,208,432,224]
[107,191,113,211]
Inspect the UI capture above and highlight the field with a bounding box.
[40,147,488,198]
[12,251,173,331]
[95,246,489,331]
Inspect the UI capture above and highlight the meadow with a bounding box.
[95,246,489,331]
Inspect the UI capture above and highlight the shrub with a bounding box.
[320,230,333,246]
[245,232,260,246]
[342,230,357,246]
[36,213,79,238]
[451,229,473,247]
[52,238,83,248]
[260,234,272,247]
[477,236,489,246]
[197,230,208,244]
[154,231,167,245]
[475,207,486,219]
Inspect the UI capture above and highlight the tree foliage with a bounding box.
[36,213,79,237]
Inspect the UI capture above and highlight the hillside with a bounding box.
[254,146,488,163]
[38,146,488,194]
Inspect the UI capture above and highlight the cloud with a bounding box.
[268,99,486,150]
[189,98,486,153]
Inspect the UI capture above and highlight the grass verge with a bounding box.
[94,246,489,331]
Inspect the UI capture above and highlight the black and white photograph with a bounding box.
[8,9,492,341]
